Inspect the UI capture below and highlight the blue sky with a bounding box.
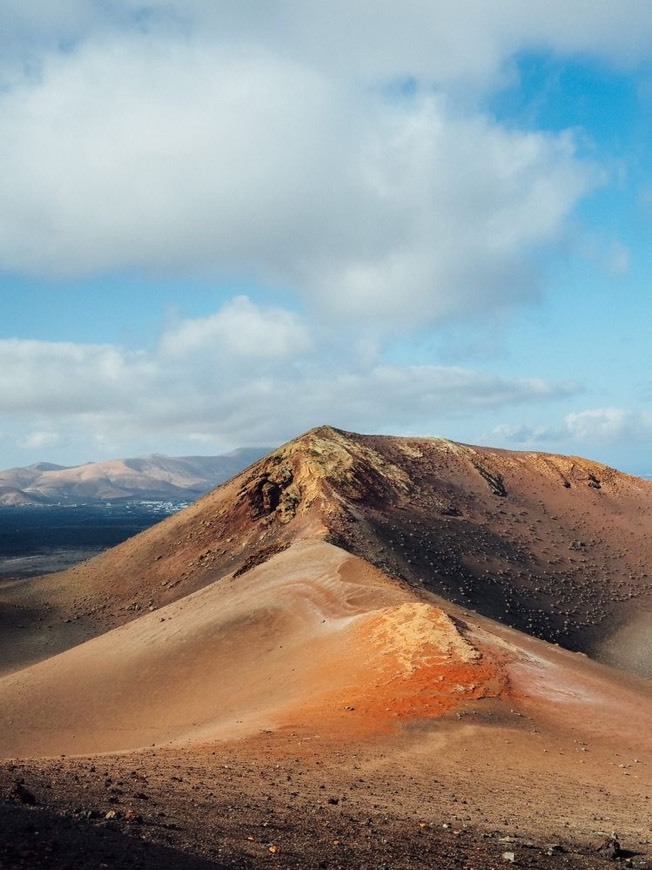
[0,1,651,474]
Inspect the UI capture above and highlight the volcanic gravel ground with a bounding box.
[1,720,650,870]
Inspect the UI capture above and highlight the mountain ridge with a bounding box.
[0,447,268,505]
[1,426,651,866]
[3,425,650,678]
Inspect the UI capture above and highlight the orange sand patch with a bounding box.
[354,604,507,719]
[283,602,508,734]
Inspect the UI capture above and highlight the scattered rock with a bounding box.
[596,834,621,860]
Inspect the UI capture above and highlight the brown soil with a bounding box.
[1,718,650,869]
[1,427,651,868]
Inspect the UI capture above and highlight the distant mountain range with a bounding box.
[0,449,268,505]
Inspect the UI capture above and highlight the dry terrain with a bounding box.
[1,427,650,868]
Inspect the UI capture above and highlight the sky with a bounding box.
[0,1,651,475]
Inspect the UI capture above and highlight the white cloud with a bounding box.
[0,339,154,414]
[491,422,565,445]
[21,431,61,450]
[0,298,575,459]
[5,2,652,85]
[302,103,593,325]
[0,38,597,330]
[564,408,652,443]
[0,42,347,275]
[493,408,652,450]
[0,1,646,468]
[160,296,312,360]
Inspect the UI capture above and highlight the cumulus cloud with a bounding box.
[0,298,575,457]
[0,42,347,276]
[21,431,61,450]
[160,296,312,361]
[2,1,639,332]
[564,408,652,443]
[493,408,652,451]
[0,339,154,414]
[302,103,592,324]
[0,1,646,465]
[0,37,598,330]
[5,2,652,85]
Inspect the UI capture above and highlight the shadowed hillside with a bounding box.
[1,427,652,868]
[4,426,650,678]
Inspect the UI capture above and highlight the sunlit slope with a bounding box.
[2,425,651,680]
[2,539,651,759]
[0,541,507,756]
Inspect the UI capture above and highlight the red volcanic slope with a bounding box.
[3,426,650,676]
[0,427,651,868]
[0,426,650,757]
